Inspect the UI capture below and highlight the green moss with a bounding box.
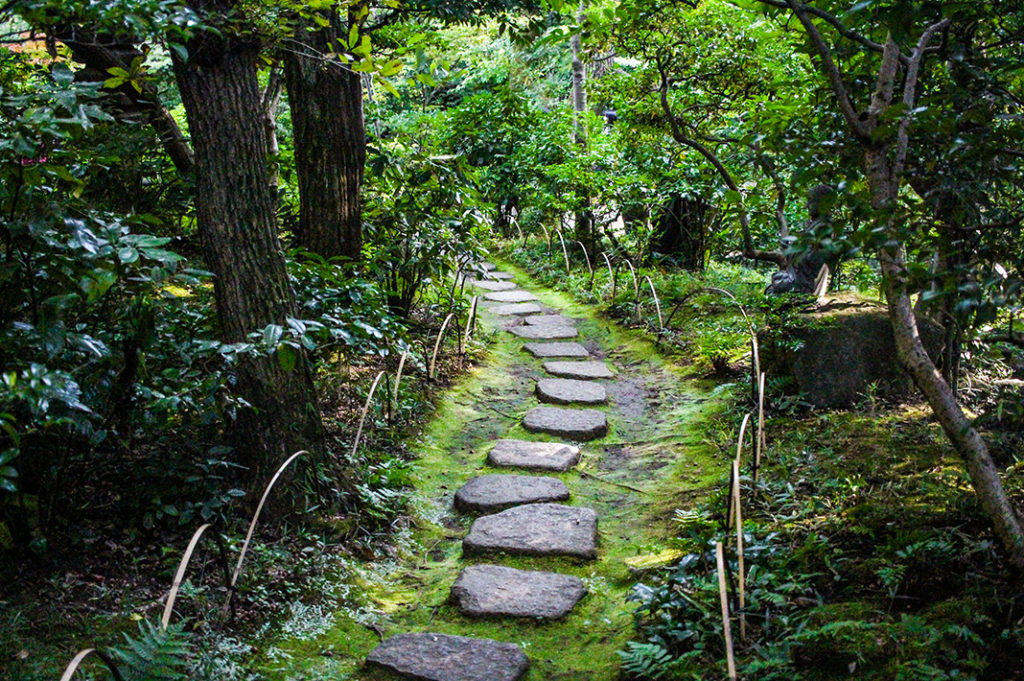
[253,261,729,680]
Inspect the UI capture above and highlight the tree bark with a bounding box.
[570,1,594,253]
[171,10,325,483]
[283,9,365,261]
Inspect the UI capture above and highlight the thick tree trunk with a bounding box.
[866,149,1024,568]
[653,194,708,270]
[283,11,365,261]
[172,20,325,483]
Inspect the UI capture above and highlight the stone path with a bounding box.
[366,262,618,679]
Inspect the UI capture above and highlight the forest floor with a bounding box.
[254,261,730,680]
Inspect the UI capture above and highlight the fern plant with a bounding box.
[113,619,192,681]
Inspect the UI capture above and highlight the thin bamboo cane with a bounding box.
[755,371,766,482]
[728,413,752,529]
[463,296,479,351]
[601,252,614,293]
[60,648,124,681]
[226,449,308,609]
[161,522,213,630]
[645,275,664,331]
[541,224,551,252]
[733,459,747,642]
[428,312,456,380]
[577,240,594,279]
[716,541,738,681]
[556,229,571,273]
[352,371,386,457]
[391,350,410,419]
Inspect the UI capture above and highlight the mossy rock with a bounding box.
[761,295,942,408]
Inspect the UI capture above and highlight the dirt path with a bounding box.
[257,263,726,680]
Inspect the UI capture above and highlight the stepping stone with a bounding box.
[487,439,581,471]
[489,302,543,316]
[451,565,587,620]
[486,271,515,280]
[508,325,578,340]
[480,261,497,271]
[543,360,614,380]
[536,378,607,405]
[464,503,598,560]
[523,342,590,358]
[455,474,569,513]
[469,279,517,291]
[367,633,528,681]
[484,290,538,303]
[523,406,608,440]
[523,314,574,326]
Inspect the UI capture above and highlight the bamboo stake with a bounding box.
[716,541,738,681]
[732,459,747,642]
[577,240,594,279]
[391,350,409,420]
[60,648,124,681]
[728,413,752,529]
[227,449,308,609]
[541,224,551,252]
[601,251,614,295]
[161,523,213,630]
[428,312,456,380]
[463,295,479,351]
[645,275,664,331]
[755,371,766,482]
[556,229,571,273]
[352,371,386,457]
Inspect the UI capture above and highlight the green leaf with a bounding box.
[277,344,297,372]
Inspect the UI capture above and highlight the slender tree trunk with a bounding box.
[284,9,365,261]
[172,16,325,484]
[570,1,594,253]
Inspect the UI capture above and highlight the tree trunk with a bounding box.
[570,1,594,253]
[172,18,325,484]
[283,10,365,261]
[652,194,708,270]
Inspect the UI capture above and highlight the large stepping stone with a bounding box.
[523,314,575,326]
[367,633,528,681]
[489,302,543,316]
[486,271,515,280]
[523,342,589,358]
[508,325,578,340]
[451,565,587,620]
[536,378,607,405]
[487,439,581,471]
[523,406,608,440]
[464,503,598,560]
[484,290,538,303]
[469,279,517,291]
[455,474,569,513]
[542,360,614,380]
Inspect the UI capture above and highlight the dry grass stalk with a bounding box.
[556,229,571,273]
[645,275,664,331]
[428,312,456,380]
[391,350,410,420]
[716,541,738,680]
[732,458,747,642]
[352,371,386,458]
[227,449,308,605]
[60,648,124,681]
[755,371,766,482]
[161,522,213,630]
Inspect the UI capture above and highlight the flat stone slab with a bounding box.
[469,279,517,291]
[484,290,538,303]
[486,271,515,280]
[487,439,581,471]
[523,342,590,358]
[542,360,614,380]
[480,261,497,271]
[367,633,528,681]
[451,565,587,620]
[508,325,578,340]
[523,314,574,326]
[489,302,543,316]
[464,503,598,560]
[523,406,608,440]
[536,378,607,405]
[455,474,569,513]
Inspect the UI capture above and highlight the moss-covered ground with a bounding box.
[255,262,729,680]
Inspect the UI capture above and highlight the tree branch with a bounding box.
[893,19,950,180]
